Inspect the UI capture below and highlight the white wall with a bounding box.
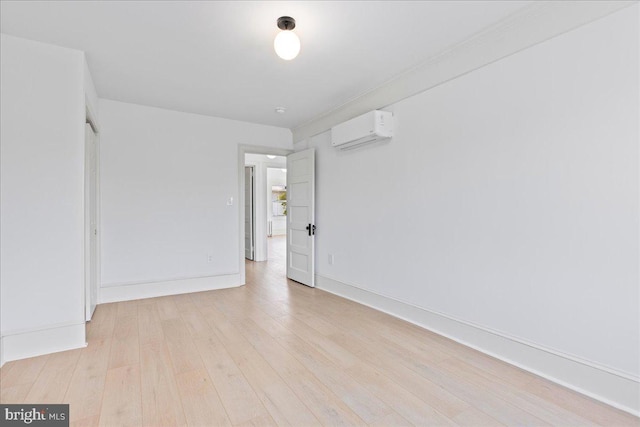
[99,100,291,301]
[300,6,639,412]
[0,34,87,363]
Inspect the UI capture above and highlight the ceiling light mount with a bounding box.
[274,16,300,60]
[277,16,296,31]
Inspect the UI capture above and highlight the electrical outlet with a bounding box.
[208,254,213,263]
[328,254,334,265]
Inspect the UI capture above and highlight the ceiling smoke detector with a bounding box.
[275,107,286,114]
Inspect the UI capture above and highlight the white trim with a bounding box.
[1,322,86,364]
[292,1,635,142]
[101,272,239,288]
[98,274,243,304]
[85,104,99,134]
[84,122,97,321]
[245,165,256,261]
[1,319,83,337]
[315,274,640,416]
[85,86,100,323]
[95,129,102,317]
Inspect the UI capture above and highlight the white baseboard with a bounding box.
[99,273,243,304]
[0,322,87,365]
[315,274,640,416]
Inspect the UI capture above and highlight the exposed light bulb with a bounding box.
[274,30,300,60]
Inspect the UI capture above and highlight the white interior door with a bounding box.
[245,166,255,260]
[85,124,98,321]
[286,148,315,287]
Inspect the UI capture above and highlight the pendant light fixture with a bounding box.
[274,16,300,60]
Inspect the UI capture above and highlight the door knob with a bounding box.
[306,224,316,236]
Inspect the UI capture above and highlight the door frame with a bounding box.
[238,145,292,285]
[244,165,256,261]
[85,103,100,321]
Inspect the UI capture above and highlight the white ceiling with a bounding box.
[0,1,532,129]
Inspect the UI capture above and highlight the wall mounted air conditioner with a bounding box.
[331,110,393,150]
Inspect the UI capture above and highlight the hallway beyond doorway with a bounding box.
[267,235,285,265]
[246,235,286,286]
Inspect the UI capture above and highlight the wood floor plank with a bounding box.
[116,300,139,318]
[109,314,140,369]
[139,341,187,427]
[181,310,214,340]
[87,302,117,341]
[173,293,198,314]
[273,330,393,424]
[66,371,106,422]
[155,296,181,320]
[400,355,552,426]
[257,382,320,427]
[175,368,232,427]
[0,353,49,388]
[274,317,362,369]
[233,319,367,426]
[137,302,164,345]
[233,414,277,427]
[452,408,507,427]
[195,336,271,425]
[64,338,111,423]
[161,318,205,374]
[220,331,321,426]
[99,364,142,427]
[345,362,462,426]
[368,412,415,427]
[329,331,472,420]
[282,369,368,426]
[71,415,100,427]
[328,325,549,426]
[0,383,32,404]
[438,357,599,426]
[447,346,536,389]
[25,349,81,403]
[525,377,639,427]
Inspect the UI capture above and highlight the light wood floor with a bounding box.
[1,236,638,426]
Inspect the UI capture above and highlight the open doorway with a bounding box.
[243,153,287,267]
[238,146,315,288]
